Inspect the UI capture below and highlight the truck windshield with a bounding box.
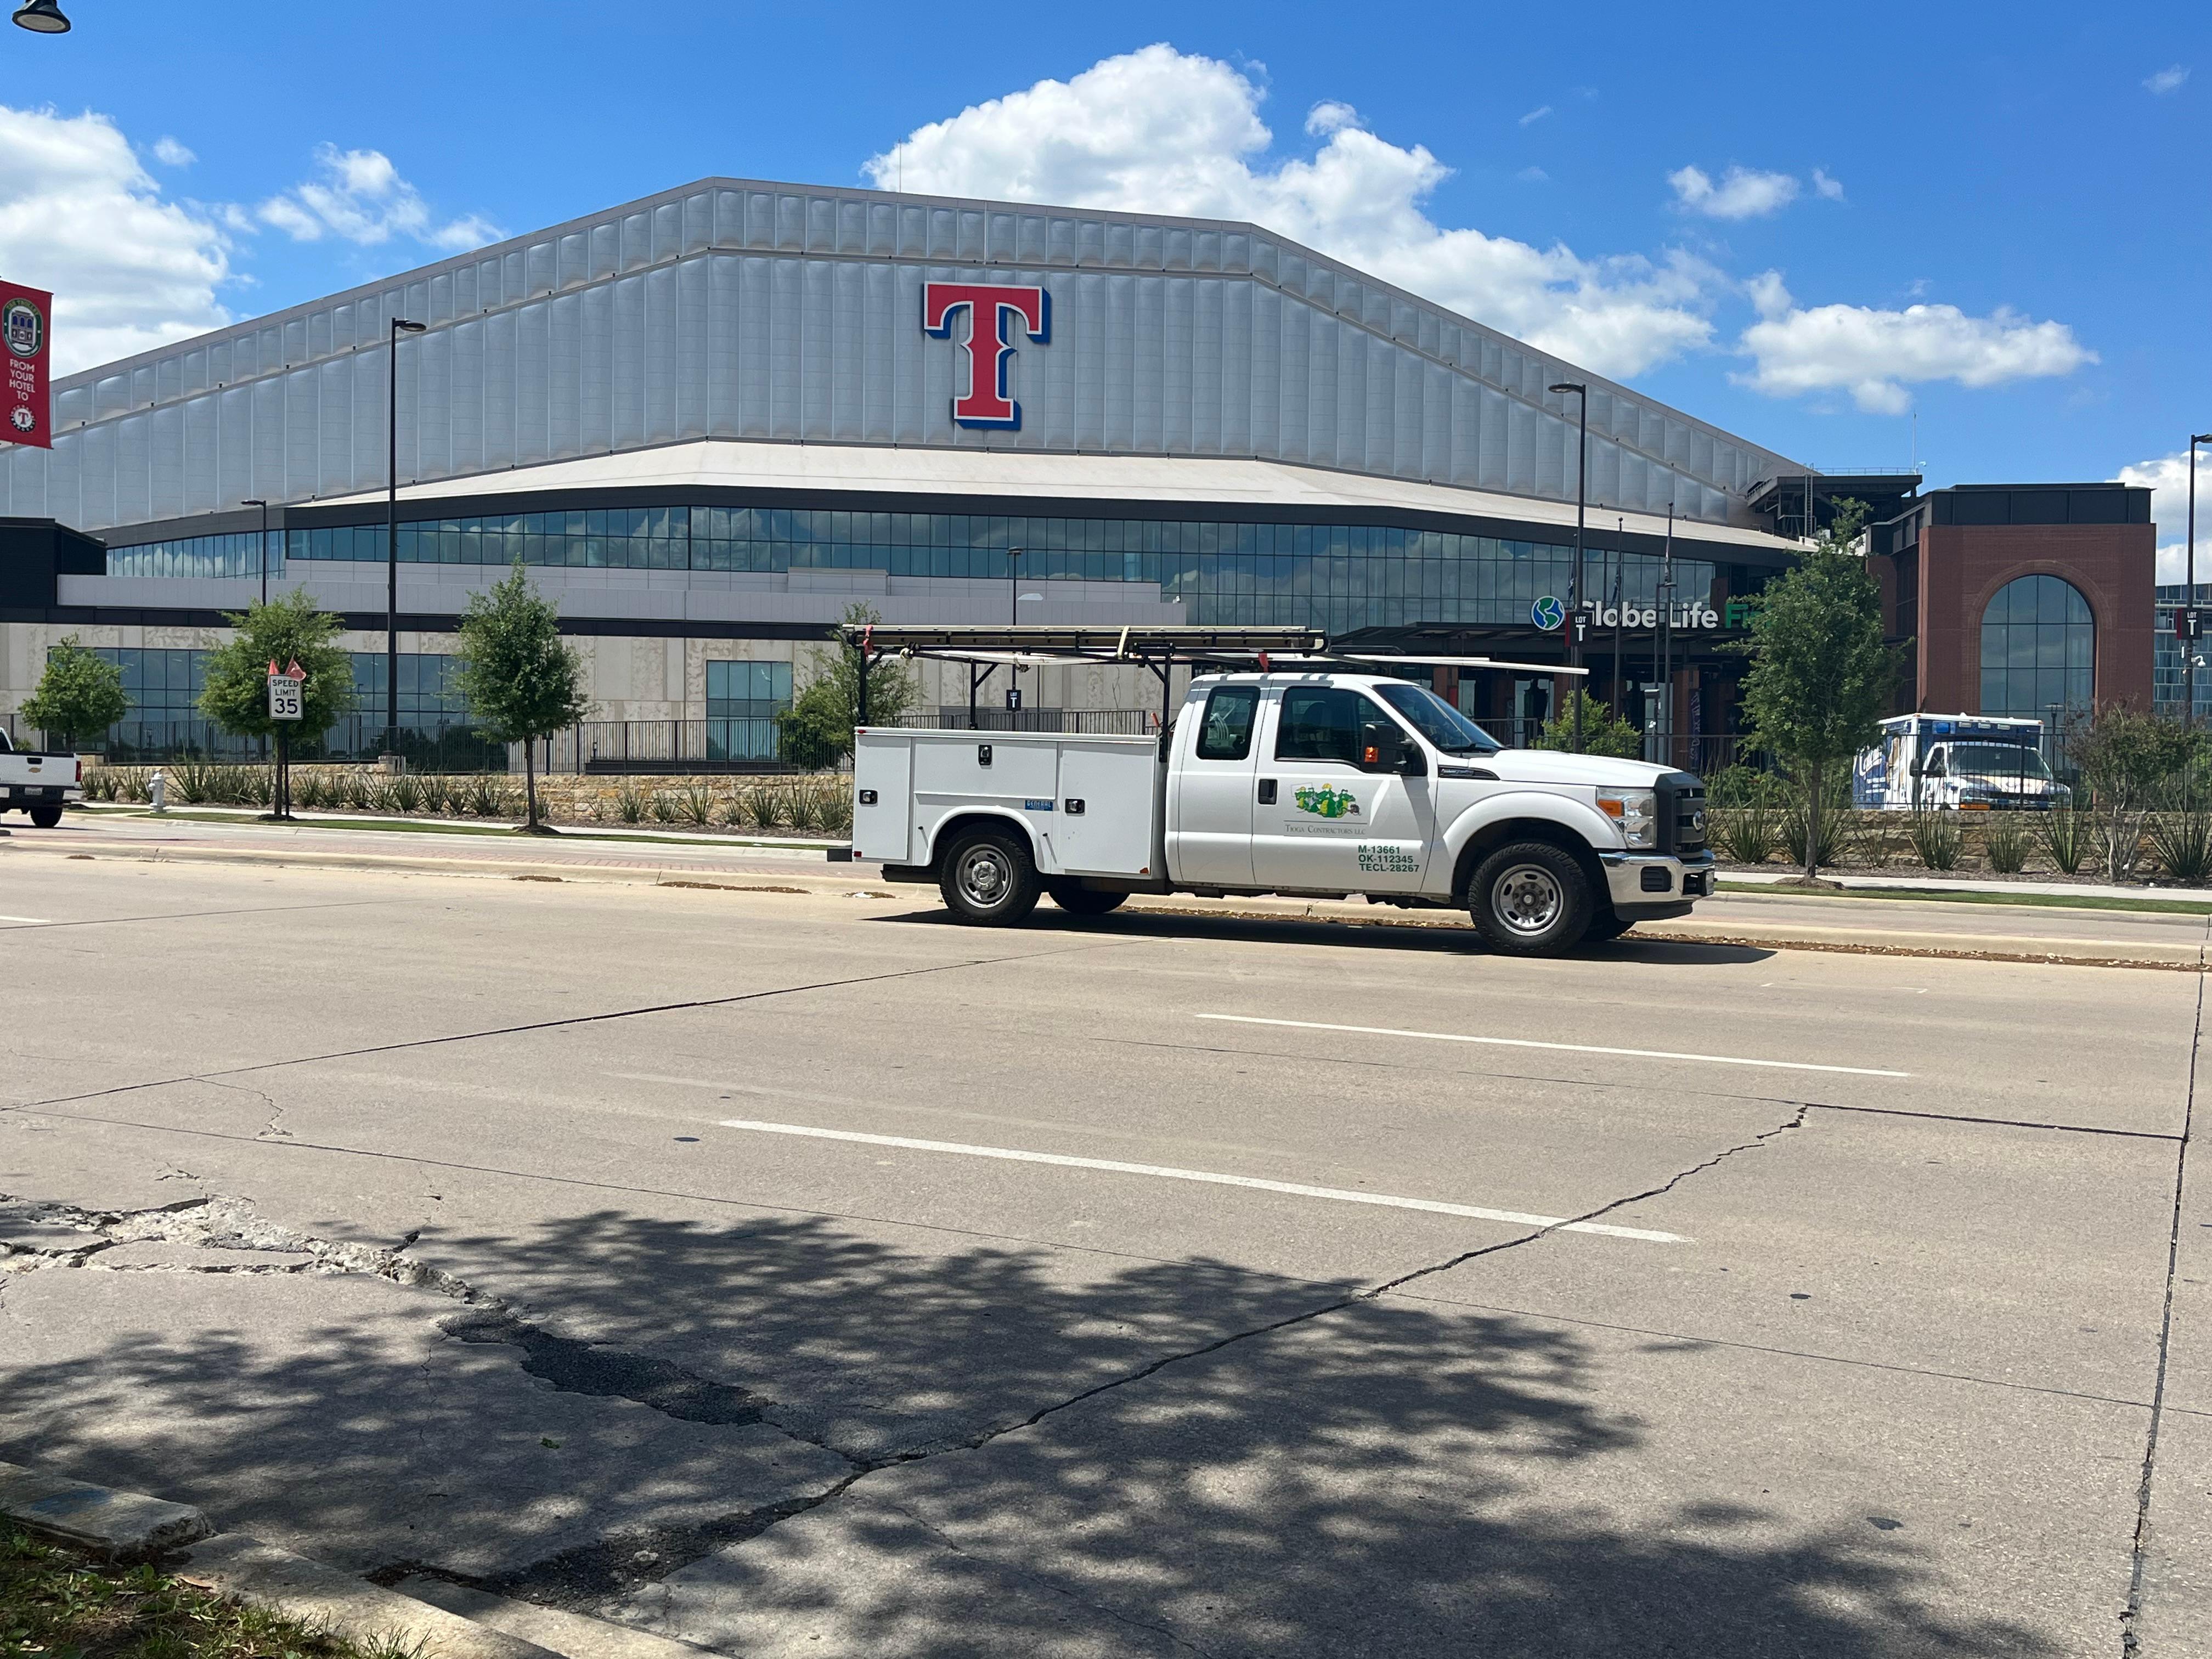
[1948,743,2052,781]
[1373,683,1501,754]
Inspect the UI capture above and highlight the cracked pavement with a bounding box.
[0,850,2205,1655]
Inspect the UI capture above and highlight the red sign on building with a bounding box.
[1,279,53,449]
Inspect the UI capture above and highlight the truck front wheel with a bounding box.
[27,804,63,829]
[1046,882,1127,917]
[940,829,1041,926]
[1468,841,1592,956]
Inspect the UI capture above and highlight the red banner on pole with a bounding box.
[1,279,53,450]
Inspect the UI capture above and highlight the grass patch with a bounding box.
[1717,879,2212,916]
[0,1523,419,1657]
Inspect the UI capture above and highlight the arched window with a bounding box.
[1980,574,2094,721]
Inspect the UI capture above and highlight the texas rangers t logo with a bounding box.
[921,281,1050,430]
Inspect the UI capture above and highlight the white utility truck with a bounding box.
[0,729,80,827]
[1850,713,2071,811]
[849,669,1714,955]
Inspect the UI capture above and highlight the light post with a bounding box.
[2188,434,2212,728]
[1548,381,1590,752]
[241,499,269,604]
[1007,545,1026,625]
[1658,503,1677,768]
[10,2,71,31]
[385,316,427,759]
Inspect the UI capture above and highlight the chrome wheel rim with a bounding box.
[1491,864,1562,936]
[957,844,1013,909]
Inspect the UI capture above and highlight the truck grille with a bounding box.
[1656,773,1707,856]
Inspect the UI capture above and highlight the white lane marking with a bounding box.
[0,915,50,924]
[1195,1013,1910,1079]
[713,1117,1686,1244]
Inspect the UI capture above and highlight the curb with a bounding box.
[0,1458,676,1659]
[12,832,2199,970]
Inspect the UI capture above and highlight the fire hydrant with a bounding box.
[150,769,167,814]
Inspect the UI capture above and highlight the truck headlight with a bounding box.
[1597,789,1658,849]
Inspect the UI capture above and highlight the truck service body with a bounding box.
[0,730,80,827]
[851,670,1713,953]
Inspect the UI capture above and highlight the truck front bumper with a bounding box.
[1599,850,1717,915]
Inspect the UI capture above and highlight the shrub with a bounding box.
[787,782,827,834]
[677,782,716,826]
[1846,811,1900,867]
[816,781,854,837]
[2040,808,2090,876]
[1907,809,1962,871]
[167,758,218,803]
[341,770,374,810]
[1982,812,2030,875]
[80,768,117,803]
[292,771,330,811]
[718,790,753,828]
[464,774,512,817]
[2149,806,2212,884]
[649,789,681,825]
[1713,803,1779,865]
[1706,763,1785,809]
[1781,797,1846,870]
[613,780,648,824]
[745,783,785,830]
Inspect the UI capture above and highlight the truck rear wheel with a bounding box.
[1468,841,1592,957]
[27,804,62,829]
[940,828,1041,926]
[1047,882,1127,916]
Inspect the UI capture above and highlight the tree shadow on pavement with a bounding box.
[0,1208,2052,1658]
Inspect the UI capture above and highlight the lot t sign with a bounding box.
[1,279,52,449]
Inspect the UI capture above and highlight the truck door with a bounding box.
[1251,685,1433,895]
[1167,684,1261,885]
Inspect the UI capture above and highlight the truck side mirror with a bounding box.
[1358,718,1401,774]
[1395,738,1426,777]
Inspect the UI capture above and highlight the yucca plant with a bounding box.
[677,781,716,826]
[292,771,330,811]
[80,768,116,802]
[167,758,217,803]
[1781,797,1847,870]
[2040,807,2089,876]
[787,782,827,834]
[649,789,682,825]
[1712,803,1779,866]
[2149,805,2212,884]
[343,770,375,810]
[745,782,785,830]
[613,780,648,823]
[1982,811,2031,874]
[718,789,753,828]
[1906,808,1962,871]
[816,781,854,837]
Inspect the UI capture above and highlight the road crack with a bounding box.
[2119,916,2205,1655]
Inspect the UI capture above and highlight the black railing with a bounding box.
[69,718,509,772]
[553,719,793,775]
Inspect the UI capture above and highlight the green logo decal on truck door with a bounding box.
[1293,785,1361,819]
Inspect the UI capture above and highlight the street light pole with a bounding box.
[1548,381,1589,753]
[2189,435,2212,728]
[241,499,268,604]
[386,316,427,759]
[1008,545,1025,625]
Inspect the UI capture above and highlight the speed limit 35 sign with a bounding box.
[267,658,304,721]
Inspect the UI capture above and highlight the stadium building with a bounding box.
[0,177,2154,768]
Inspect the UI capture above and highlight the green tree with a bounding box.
[198,590,354,820]
[1532,691,1644,759]
[452,562,594,832]
[20,636,127,751]
[1734,500,1906,879]
[776,604,916,769]
[2066,705,2207,879]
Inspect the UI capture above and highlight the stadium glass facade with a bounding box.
[104,507,1719,636]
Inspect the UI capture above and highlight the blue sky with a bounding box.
[2,2,2205,562]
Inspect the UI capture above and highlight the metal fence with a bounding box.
[41,718,509,772]
[550,719,792,775]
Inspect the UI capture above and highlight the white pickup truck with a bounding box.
[0,729,81,827]
[849,670,1713,954]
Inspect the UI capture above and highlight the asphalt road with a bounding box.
[0,851,2203,1657]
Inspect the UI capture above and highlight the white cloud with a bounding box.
[1812,168,1843,200]
[150,136,194,168]
[2118,450,2212,583]
[1668,163,1800,219]
[862,44,1718,378]
[1737,292,2096,414]
[0,103,233,373]
[1519,105,1552,126]
[257,144,499,251]
[2146,64,2191,94]
[1516,166,1549,183]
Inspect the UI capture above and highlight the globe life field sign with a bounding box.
[0,280,51,450]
